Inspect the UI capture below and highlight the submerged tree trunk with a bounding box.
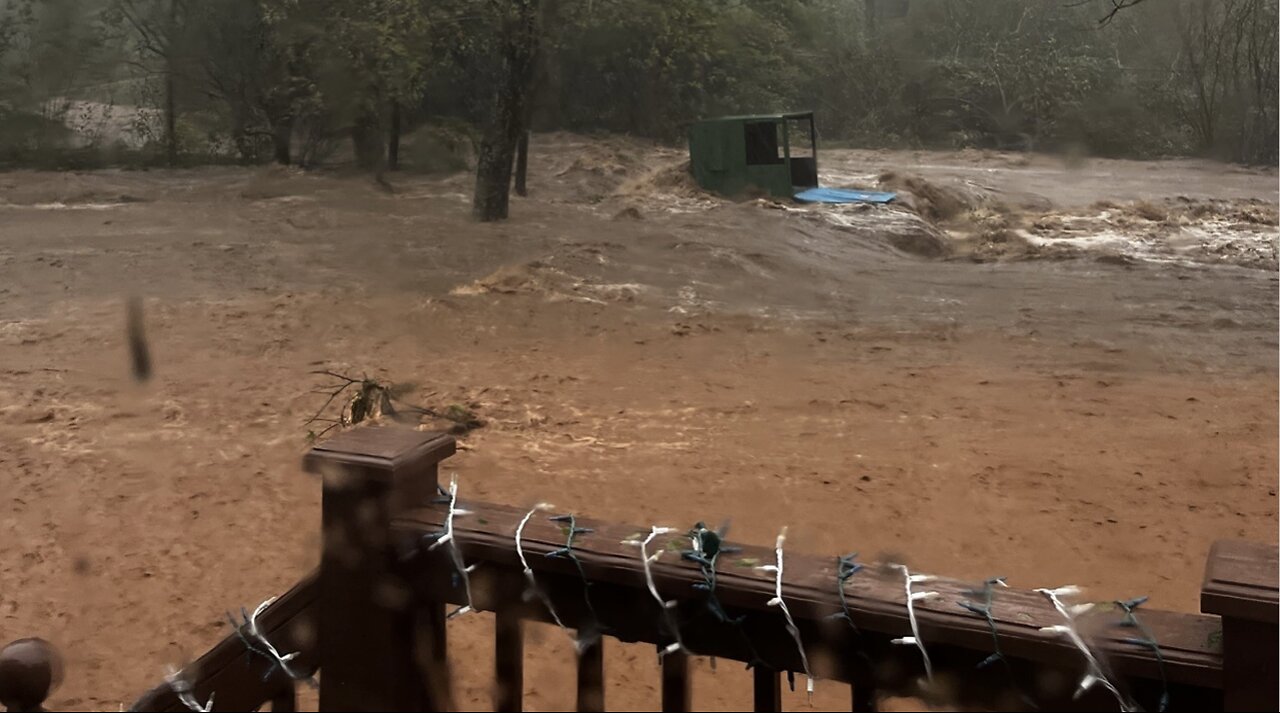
[165,0,178,167]
[165,72,177,166]
[510,0,554,199]
[229,108,253,162]
[351,107,386,171]
[473,0,541,222]
[513,130,529,196]
[388,102,401,171]
[272,117,293,165]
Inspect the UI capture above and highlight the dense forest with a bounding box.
[1,0,1276,180]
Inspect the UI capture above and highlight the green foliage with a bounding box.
[399,122,474,174]
[284,0,431,122]
[193,0,308,160]
[0,110,74,164]
[544,0,802,139]
[0,0,131,164]
[1165,0,1279,164]
[10,0,116,107]
[3,0,1276,168]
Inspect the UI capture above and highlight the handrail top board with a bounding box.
[395,499,1225,689]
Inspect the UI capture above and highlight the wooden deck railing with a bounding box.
[3,426,1276,712]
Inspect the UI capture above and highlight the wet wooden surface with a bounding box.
[395,500,1224,690]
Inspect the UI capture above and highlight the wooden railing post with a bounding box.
[304,427,456,712]
[0,639,62,713]
[1200,539,1278,712]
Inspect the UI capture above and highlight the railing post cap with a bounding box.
[1201,539,1279,623]
[302,426,456,477]
[0,638,63,713]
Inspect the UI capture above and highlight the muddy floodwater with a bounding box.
[1,136,1276,710]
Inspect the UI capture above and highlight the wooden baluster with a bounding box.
[417,601,451,711]
[752,667,781,713]
[514,130,530,197]
[660,649,689,712]
[494,604,524,712]
[304,427,457,712]
[850,680,878,712]
[0,639,62,713]
[269,681,297,712]
[576,636,605,712]
[1201,539,1278,712]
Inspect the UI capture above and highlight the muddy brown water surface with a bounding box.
[1,136,1276,710]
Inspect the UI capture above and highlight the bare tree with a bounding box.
[1094,0,1151,26]
[1171,0,1278,162]
[195,0,316,165]
[113,0,188,166]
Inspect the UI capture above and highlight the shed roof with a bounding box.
[694,111,814,125]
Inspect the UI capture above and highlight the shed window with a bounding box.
[743,122,783,165]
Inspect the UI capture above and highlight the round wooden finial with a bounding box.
[0,639,63,713]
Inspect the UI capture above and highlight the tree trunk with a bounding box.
[511,0,554,199]
[165,0,178,167]
[473,132,519,221]
[473,0,541,222]
[272,117,293,165]
[351,108,386,171]
[165,62,177,166]
[230,110,253,162]
[388,102,401,171]
[513,130,529,196]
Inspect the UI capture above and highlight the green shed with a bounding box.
[687,112,818,199]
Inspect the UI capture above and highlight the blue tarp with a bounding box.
[794,187,897,204]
